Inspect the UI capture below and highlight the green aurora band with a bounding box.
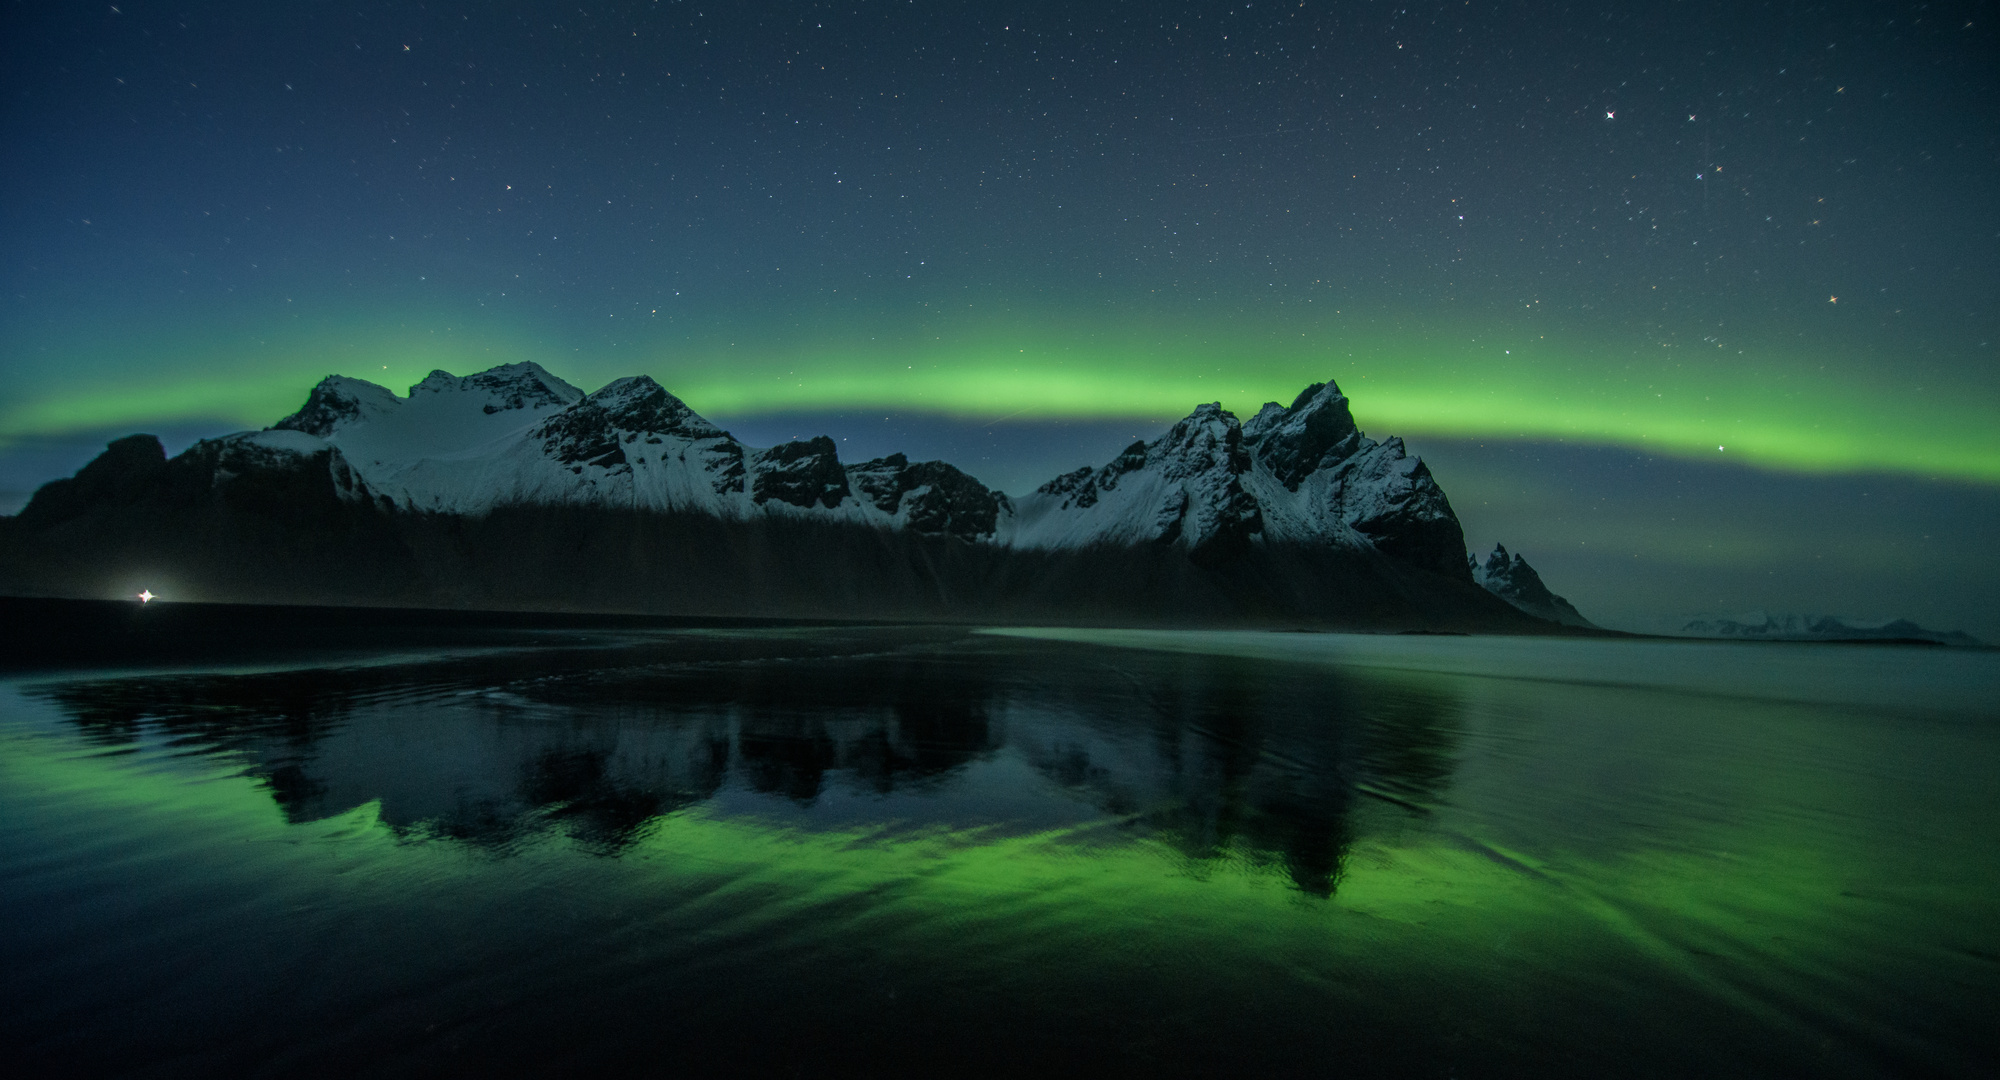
[5,304,1993,484]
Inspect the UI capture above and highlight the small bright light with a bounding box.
[137,590,155,603]
[1717,446,1725,452]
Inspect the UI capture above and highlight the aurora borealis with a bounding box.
[3,1,1996,633]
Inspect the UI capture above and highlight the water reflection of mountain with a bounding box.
[36,630,1463,892]
[1007,651,1463,896]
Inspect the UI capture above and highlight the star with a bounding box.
[137,590,154,603]
[1605,111,1614,119]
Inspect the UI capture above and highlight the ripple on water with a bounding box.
[2,627,1996,1078]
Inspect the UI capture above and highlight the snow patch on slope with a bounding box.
[1009,403,1258,557]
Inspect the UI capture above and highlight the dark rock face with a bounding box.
[1244,382,1366,491]
[1099,441,1153,492]
[0,432,416,609]
[540,407,632,475]
[1474,544,1592,627]
[1152,487,1191,547]
[16,434,169,528]
[848,453,1007,540]
[703,441,747,495]
[575,377,717,438]
[1236,383,1468,580]
[1040,441,1150,511]
[536,377,736,479]
[1329,439,1471,581]
[1149,404,1263,563]
[846,453,912,513]
[177,437,379,527]
[1036,466,1095,502]
[753,437,850,509]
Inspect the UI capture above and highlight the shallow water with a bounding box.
[2,625,1995,1078]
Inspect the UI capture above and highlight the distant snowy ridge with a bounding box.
[1680,612,1983,647]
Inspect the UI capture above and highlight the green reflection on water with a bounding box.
[2,630,1996,1077]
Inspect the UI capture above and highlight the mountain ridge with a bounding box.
[1679,612,1983,647]
[2,362,1599,632]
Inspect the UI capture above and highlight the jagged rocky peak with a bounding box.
[575,376,723,438]
[1040,403,1251,509]
[1243,381,1366,491]
[533,375,737,478]
[753,436,850,509]
[848,452,1009,541]
[1023,402,1261,560]
[1326,436,1469,579]
[1158,403,1255,477]
[1235,379,1467,579]
[1150,403,1263,556]
[273,375,403,438]
[1474,544,1533,591]
[1473,544,1593,627]
[410,361,584,414]
[274,362,582,439]
[1049,440,1144,509]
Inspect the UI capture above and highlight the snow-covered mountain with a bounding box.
[4,362,1592,631]
[1470,544,1595,628]
[243,363,1473,572]
[1010,382,1468,575]
[1679,613,1982,647]
[265,362,1007,540]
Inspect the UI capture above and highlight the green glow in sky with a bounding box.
[4,303,1993,484]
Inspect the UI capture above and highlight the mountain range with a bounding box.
[1678,613,1983,647]
[1,362,1594,631]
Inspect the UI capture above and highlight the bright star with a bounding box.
[1605,111,1614,119]
[137,590,154,603]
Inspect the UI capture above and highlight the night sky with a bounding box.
[3,1,1996,635]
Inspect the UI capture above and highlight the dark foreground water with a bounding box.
[2,622,1995,1078]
